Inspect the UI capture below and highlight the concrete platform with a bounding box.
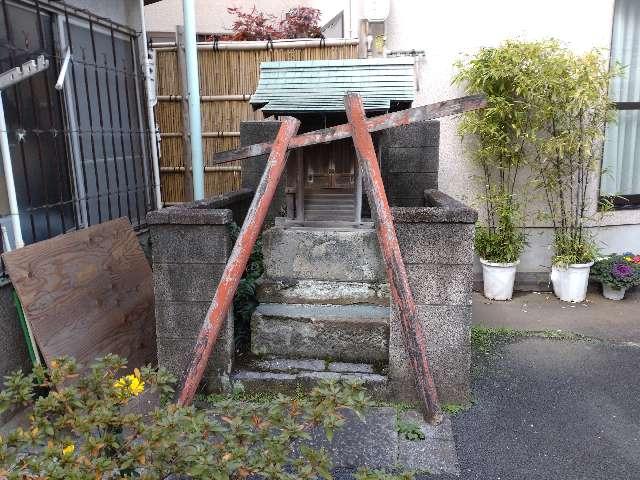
[302,407,459,475]
[257,278,391,306]
[472,288,640,343]
[251,303,390,363]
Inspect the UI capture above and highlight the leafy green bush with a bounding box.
[474,194,525,263]
[591,254,640,289]
[0,356,412,480]
[396,419,425,441]
[230,222,264,351]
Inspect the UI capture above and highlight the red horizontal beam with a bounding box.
[212,94,486,164]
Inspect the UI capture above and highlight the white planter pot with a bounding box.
[602,284,626,301]
[550,262,594,303]
[480,258,519,301]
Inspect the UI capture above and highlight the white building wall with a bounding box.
[66,0,143,30]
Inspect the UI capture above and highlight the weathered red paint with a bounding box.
[177,117,300,406]
[212,94,486,164]
[344,93,442,424]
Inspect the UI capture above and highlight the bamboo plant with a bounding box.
[520,41,621,265]
[454,42,531,263]
[455,39,621,266]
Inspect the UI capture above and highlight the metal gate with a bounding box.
[0,0,156,253]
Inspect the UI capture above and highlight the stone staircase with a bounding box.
[231,225,392,398]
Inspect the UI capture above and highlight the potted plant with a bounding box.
[474,194,525,300]
[454,43,530,300]
[518,41,621,302]
[591,254,640,300]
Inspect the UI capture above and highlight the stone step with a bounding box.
[231,356,389,399]
[262,225,386,282]
[256,278,390,306]
[251,303,389,363]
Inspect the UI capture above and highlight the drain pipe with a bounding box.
[139,0,163,209]
[182,0,204,200]
[0,94,24,249]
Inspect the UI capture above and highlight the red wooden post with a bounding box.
[177,117,300,406]
[344,93,442,424]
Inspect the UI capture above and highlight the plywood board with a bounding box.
[2,218,156,370]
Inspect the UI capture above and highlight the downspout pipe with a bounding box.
[139,0,163,209]
[0,93,24,249]
[182,0,204,200]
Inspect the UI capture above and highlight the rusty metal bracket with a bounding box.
[177,116,300,406]
[345,93,442,424]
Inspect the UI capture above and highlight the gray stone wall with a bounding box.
[240,121,286,223]
[147,190,252,393]
[379,121,440,207]
[389,190,477,405]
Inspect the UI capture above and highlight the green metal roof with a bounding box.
[250,58,415,113]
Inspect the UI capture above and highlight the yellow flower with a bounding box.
[624,256,632,262]
[62,444,75,456]
[114,374,145,397]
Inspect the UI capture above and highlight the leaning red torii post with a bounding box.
[177,117,300,406]
[345,93,442,423]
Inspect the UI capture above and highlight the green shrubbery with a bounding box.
[0,356,411,480]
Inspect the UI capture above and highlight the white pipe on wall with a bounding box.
[140,0,162,208]
[140,0,163,209]
[182,0,205,201]
[0,93,24,249]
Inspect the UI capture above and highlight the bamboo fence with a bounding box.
[154,39,358,203]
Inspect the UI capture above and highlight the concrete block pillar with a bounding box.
[379,121,440,207]
[388,190,477,404]
[147,193,253,393]
[240,121,286,223]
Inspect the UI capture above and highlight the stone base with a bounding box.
[232,356,389,399]
[251,303,389,363]
[262,225,386,282]
[257,278,390,306]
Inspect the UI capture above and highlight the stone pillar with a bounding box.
[379,121,440,207]
[388,190,477,404]
[240,121,286,223]
[147,191,252,393]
